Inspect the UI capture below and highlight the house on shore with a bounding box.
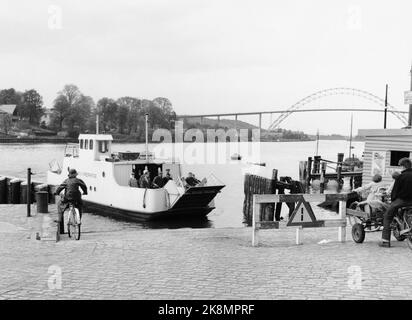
[358,128,412,185]
[0,105,17,121]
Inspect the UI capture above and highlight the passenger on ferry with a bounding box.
[162,169,172,185]
[135,169,142,184]
[152,171,165,189]
[128,173,139,188]
[139,169,151,188]
[185,172,200,187]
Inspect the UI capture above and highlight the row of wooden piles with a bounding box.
[0,176,56,205]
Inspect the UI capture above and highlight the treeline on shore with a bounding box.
[0,84,318,143]
[0,84,177,141]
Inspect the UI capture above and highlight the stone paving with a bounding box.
[1,204,412,300]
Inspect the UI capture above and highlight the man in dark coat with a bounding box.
[152,171,165,189]
[380,158,412,247]
[139,169,151,188]
[55,169,88,225]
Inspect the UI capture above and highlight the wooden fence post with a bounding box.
[338,200,347,242]
[252,196,260,247]
[296,227,303,245]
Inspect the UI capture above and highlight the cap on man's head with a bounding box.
[372,174,382,183]
[143,169,149,174]
[68,168,78,177]
[399,157,412,169]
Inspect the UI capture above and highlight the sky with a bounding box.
[0,0,412,134]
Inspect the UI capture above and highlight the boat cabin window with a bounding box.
[89,140,93,150]
[133,164,163,182]
[84,139,89,150]
[99,141,109,153]
[80,139,84,149]
[390,151,410,167]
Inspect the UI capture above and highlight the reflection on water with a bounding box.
[0,140,365,229]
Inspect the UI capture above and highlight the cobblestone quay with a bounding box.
[1,204,412,300]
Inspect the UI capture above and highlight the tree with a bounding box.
[51,84,85,131]
[66,95,94,131]
[97,98,118,132]
[51,95,71,131]
[0,88,22,118]
[21,89,44,124]
[117,105,129,134]
[0,88,22,105]
[0,114,12,135]
[117,97,143,134]
[152,97,176,129]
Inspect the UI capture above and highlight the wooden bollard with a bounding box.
[8,178,22,204]
[0,177,7,204]
[320,162,327,194]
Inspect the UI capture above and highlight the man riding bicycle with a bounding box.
[380,158,412,248]
[54,168,88,232]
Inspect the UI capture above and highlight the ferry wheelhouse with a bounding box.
[47,134,225,221]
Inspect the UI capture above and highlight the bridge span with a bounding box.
[177,107,408,131]
[176,88,409,132]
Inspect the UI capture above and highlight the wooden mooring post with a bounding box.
[243,170,305,225]
[252,193,349,247]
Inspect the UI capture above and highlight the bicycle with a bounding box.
[66,203,81,240]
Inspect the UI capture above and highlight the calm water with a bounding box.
[0,140,364,228]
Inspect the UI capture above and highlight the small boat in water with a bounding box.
[47,133,225,221]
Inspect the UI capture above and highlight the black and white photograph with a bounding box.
[1,0,412,308]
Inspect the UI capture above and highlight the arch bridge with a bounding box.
[177,87,408,132]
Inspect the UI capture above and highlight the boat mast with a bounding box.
[145,113,149,162]
[348,113,353,159]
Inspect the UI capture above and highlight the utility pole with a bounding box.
[384,84,388,129]
[409,63,412,127]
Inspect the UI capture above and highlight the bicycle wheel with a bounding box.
[67,208,81,240]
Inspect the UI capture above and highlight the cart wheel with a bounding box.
[393,227,406,241]
[352,223,365,243]
[407,236,412,251]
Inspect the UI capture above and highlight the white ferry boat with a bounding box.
[47,133,225,221]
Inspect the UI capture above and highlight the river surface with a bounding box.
[0,140,364,228]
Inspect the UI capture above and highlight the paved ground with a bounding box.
[1,204,412,300]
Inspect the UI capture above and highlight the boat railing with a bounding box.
[64,143,79,158]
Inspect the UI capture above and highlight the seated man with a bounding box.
[128,173,139,188]
[152,171,165,189]
[139,169,151,189]
[380,158,412,248]
[162,169,173,185]
[353,174,388,213]
[185,172,200,187]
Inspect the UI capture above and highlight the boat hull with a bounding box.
[83,199,214,222]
